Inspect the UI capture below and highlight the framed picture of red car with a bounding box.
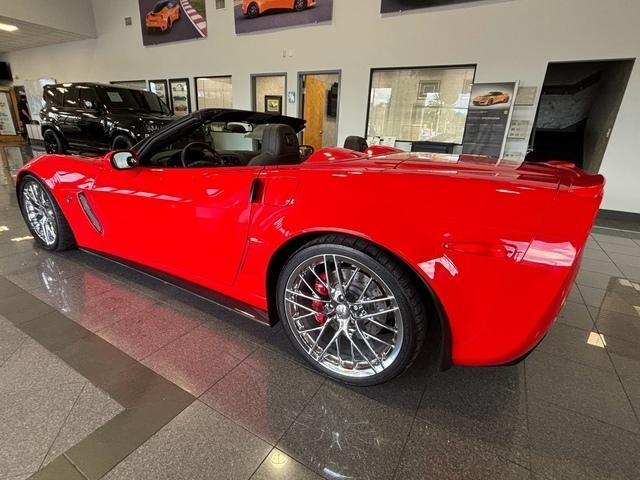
[234,0,333,34]
[381,0,485,13]
[169,78,191,117]
[139,0,208,46]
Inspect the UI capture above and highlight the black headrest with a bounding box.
[249,124,300,166]
[344,136,368,152]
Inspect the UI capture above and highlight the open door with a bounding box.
[299,72,340,151]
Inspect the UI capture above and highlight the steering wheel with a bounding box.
[180,142,224,168]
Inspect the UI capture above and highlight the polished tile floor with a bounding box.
[1,145,640,479]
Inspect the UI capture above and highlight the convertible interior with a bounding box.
[146,121,313,168]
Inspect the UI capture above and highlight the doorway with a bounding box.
[252,73,287,114]
[528,59,634,173]
[298,71,341,151]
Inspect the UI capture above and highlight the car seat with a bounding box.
[344,136,368,152]
[249,124,300,166]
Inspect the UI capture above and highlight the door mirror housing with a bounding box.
[111,151,138,170]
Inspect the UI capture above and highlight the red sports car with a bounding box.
[16,109,604,385]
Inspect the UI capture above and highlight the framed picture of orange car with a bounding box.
[139,0,208,46]
[169,78,192,117]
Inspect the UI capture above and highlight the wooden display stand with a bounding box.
[0,86,22,143]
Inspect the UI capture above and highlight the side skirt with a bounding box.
[80,248,272,325]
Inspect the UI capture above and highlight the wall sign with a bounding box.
[0,91,17,136]
[234,0,333,34]
[139,0,207,46]
[462,82,518,158]
[169,78,191,116]
[149,79,170,108]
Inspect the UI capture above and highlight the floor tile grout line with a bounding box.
[246,446,276,480]
[37,383,88,472]
[0,335,29,369]
[529,392,640,437]
[63,452,91,480]
[390,368,433,480]
[271,376,329,473]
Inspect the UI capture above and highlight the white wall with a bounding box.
[1,0,638,212]
[0,0,96,37]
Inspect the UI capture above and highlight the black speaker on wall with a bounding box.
[0,62,12,81]
[327,82,338,118]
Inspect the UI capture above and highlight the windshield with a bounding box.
[97,87,170,114]
[153,1,171,13]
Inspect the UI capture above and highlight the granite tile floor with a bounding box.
[1,145,640,479]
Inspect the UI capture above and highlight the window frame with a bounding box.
[194,75,233,110]
[364,64,477,145]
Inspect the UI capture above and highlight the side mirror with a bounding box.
[111,151,138,170]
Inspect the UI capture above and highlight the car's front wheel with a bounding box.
[293,0,308,11]
[277,236,427,385]
[18,175,76,251]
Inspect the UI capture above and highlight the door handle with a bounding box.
[249,178,264,204]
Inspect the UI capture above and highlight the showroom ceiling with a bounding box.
[0,15,90,53]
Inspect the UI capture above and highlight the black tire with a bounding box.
[43,129,65,154]
[276,235,427,386]
[167,18,173,30]
[293,0,307,11]
[247,2,259,17]
[111,135,134,151]
[18,174,76,252]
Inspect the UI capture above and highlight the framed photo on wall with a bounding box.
[265,95,283,114]
[148,79,170,108]
[169,78,191,117]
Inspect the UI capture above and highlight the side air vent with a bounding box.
[77,192,103,234]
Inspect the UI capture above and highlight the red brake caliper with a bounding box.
[312,272,328,325]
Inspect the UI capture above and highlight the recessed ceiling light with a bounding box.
[0,22,19,32]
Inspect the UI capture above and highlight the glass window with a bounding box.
[367,66,475,144]
[62,86,78,108]
[78,87,97,110]
[196,76,233,109]
[96,87,170,114]
[44,87,63,107]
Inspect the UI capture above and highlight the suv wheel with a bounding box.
[111,135,134,151]
[43,130,64,154]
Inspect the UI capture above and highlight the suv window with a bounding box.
[62,86,79,108]
[44,87,63,108]
[78,87,98,110]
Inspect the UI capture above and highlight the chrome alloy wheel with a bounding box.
[22,181,57,246]
[284,254,404,378]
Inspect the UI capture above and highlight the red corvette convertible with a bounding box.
[17,109,604,385]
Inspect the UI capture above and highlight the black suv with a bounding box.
[40,82,175,153]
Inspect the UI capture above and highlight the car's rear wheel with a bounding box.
[277,236,427,385]
[247,2,259,17]
[293,0,307,11]
[111,135,134,151]
[18,175,76,251]
[43,129,64,154]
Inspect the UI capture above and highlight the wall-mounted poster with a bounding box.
[0,91,17,136]
[169,78,191,116]
[462,82,518,158]
[264,95,283,114]
[234,0,333,34]
[381,0,485,14]
[139,0,207,46]
[149,79,170,107]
